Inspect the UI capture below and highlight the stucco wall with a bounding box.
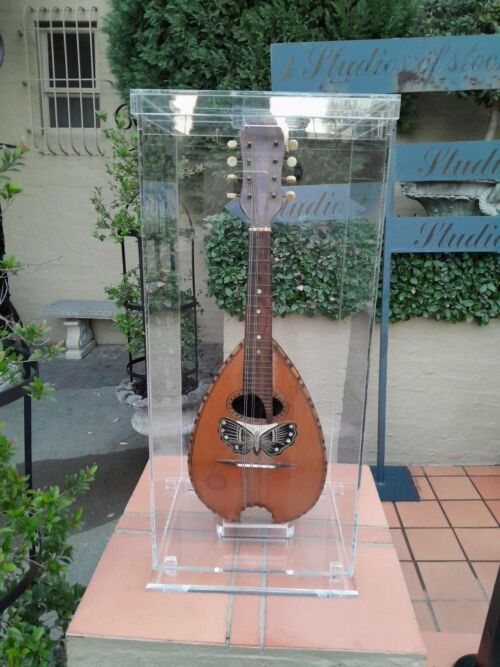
[0,0,124,344]
[224,315,500,466]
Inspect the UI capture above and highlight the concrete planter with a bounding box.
[224,314,500,466]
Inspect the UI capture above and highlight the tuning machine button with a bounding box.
[226,173,238,182]
[227,139,238,150]
[286,156,297,168]
[227,156,238,167]
[284,191,296,201]
[285,175,296,184]
[288,139,299,151]
[226,192,237,200]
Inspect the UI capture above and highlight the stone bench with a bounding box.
[43,299,119,359]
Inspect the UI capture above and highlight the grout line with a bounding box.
[461,469,500,599]
[464,472,500,527]
[484,500,500,527]
[224,540,240,646]
[393,501,440,631]
[393,467,499,634]
[419,470,492,609]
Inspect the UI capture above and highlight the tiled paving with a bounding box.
[383,465,499,639]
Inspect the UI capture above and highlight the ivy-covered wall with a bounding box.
[205,214,500,325]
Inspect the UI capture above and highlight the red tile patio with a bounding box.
[383,464,499,665]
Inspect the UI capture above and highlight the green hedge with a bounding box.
[205,213,500,325]
[104,0,420,96]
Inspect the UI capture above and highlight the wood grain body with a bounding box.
[188,340,327,522]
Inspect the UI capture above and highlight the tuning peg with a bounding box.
[286,156,297,168]
[285,175,296,184]
[227,139,238,150]
[226,192,238,200]
[284,191,296,201]
[288,139,299,151]
[226,173,238,183]
[227,156,238,167]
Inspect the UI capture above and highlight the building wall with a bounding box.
[0,0,124,344]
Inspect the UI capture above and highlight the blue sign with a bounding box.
[225,183,383,223]
[271,34,500,93]
[396,141,500,182]
[387,216,500,253]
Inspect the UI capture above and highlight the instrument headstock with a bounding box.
[225,119,298,227]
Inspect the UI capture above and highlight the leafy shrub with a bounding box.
[419,0,500,117]
[0,430,95,666]
[205,213,500,325]
[390,253,500,324]
[104,0,420,96]
[92,113,198,369]
[205,213,378,320]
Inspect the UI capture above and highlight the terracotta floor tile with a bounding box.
[424,466,465,477]
[429,477,480,500]
[412,601,436,632]
[432,601,488,633]
[396,501,448,528]
[264,546,425,655]
[472,562,499,597]
[423,632,481,667]
[390,528,411,560]
[401,562,425,600]
[486,500,500,523]
[409,466,424,476]
[441,500,497,528]
[413,476,436,500]
[382,502,400,528]
[456,528,500,561]
[418,562,484,600]
[470,476,500,500]
[406,529,465,561]
[465,465,500,476]
[67,533,230,644]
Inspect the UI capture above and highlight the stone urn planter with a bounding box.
[401,180,500,217]
[116,378,209,442]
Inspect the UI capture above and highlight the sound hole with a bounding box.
[231,394,284,419]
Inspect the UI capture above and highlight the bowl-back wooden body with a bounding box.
[188,340,327,522]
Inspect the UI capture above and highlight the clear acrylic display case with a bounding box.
[130,90,400,596]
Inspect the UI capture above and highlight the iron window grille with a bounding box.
[22,6,104,155]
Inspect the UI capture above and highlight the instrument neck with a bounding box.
[243,228,273,422]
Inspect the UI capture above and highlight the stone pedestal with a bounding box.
[66,465,426,666]
[63,319,96,360]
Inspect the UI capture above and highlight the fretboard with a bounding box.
[243,228,273,422]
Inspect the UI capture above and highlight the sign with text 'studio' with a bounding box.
[390,140,500,253]
[271,33,500,501]
[271,35,500,94]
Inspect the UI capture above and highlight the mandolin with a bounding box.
[188,118,327,523]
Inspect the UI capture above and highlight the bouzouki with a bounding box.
[188,118,327,523]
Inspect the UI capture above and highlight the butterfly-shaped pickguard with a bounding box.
[218,418,297,456]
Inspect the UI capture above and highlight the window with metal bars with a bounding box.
[38,20,99,129]
[23,7,103,155]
